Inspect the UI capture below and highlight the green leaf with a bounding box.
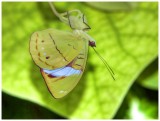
[2,2,158,119]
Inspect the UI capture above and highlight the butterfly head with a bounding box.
[89,41,96,47]
[59,10,91,31]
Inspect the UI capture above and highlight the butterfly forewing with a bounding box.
[30,29,83,70]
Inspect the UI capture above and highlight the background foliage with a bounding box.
[2,2,158,119]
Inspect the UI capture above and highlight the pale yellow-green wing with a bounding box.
[30,29,83,70]
[41,39,88,99]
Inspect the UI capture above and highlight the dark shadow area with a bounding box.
[137,58,158,86]
[2,92,65,119]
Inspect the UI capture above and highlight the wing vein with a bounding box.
[49,33,68,62]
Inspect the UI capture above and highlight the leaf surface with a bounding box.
[2,2,158,119]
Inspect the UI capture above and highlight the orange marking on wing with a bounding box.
[36,45,38,50]
[35,33,38,50]
[53,76,66,82]
[39,58,55,68]
[45,62,55,68]
[35,33,54,68]
[45,62,50,66]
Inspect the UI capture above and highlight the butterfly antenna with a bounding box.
[48,2,60,18]
[92,47,115,80]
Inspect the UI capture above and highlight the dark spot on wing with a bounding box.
[41,40,44,42]
[46,56,50,59]
[48,74,56,78]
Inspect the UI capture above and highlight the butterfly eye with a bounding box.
[41,40,44,43]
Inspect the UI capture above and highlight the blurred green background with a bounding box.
[2,2,158,119]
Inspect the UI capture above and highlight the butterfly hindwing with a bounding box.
[41,39,88,98]
[30,29,84,70]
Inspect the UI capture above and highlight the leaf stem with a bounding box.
[48,2,60,18]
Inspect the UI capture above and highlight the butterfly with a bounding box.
[30,3,114,99]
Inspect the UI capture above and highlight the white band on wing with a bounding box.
[43,66,81,77]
